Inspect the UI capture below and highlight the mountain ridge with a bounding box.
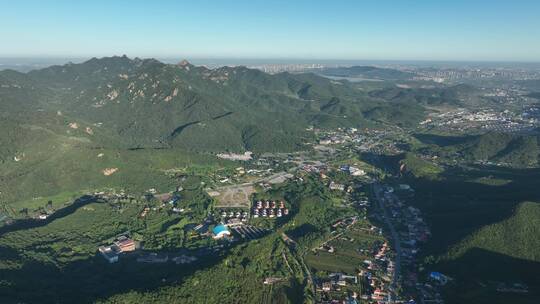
[0,56,428,152]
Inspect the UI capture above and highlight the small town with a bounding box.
[419,108,538,133]
[77,126,454,304]
[0,125,462,304]
[4,120,533,303]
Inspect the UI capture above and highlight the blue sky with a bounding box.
[1,0,539,61]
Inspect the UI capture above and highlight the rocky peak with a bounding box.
[178,59,192,67]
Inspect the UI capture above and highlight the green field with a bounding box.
[305,229,383,275]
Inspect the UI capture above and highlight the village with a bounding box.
[93,127,443,302]
[304,176,446,304]
[418,108,538,134]
[1,125,449,304]
[75,125,533,303]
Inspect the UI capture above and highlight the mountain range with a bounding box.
[0,56,432,153]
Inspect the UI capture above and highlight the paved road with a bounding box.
[373,183,402,303]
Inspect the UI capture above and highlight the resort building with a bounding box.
[212,224,231,239]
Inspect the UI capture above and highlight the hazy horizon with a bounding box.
[2,1,540,62]
[2,55,540,73]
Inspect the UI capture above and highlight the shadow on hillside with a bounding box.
[413,133,475,147]
[434,248,540,304]
[0,195,99,236]
[444,164,540,181]
[287,223,318,240]
[359,152,403,173]
[0,247,225,304]
[406,172,540,255]
[356,157,540,256]
[0,195,226,303]
[271,278,305,304]
[0,245,21,260]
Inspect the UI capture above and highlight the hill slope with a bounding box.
[1,57,428,153]
[414,132,540,168]
[0,56,433,206]
[447,201,540,262]
[462,132,540,166]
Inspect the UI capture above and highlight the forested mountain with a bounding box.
[0,56,428,153]
[0,56,430,205]
[460,132,540,166]
[414,132,540,168]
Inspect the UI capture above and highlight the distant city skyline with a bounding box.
[1,0,540,62]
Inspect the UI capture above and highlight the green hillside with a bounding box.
[414,132,540,168]
[462,132,540,167]
[0,173,343,304]
[447,201,540,262]
[437,202,540,304]
[0,57,434,203]
[400,152,443,178]
[403,164,540,304]
[0,57,429,153]
[0,56,433,207]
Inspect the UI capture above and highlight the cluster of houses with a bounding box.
[357,241,395,302]
[252,200,289,218]
[99,235,201,265]
[378,184,448,303]
[331,216,358,230]
[422,108,538,133]
[98,235,138,263]
[134,190,184,216]
[219,209,249,221]
[340,165,366,177]
[318,127,359,145]
[312,212,398,303]
[317,272,359,292]
[316,127,405,156]
[381,186,430,272]
[153,192,183,213]
[300,163,327,174]
[216,151,253,161]
[329,181,346,191]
